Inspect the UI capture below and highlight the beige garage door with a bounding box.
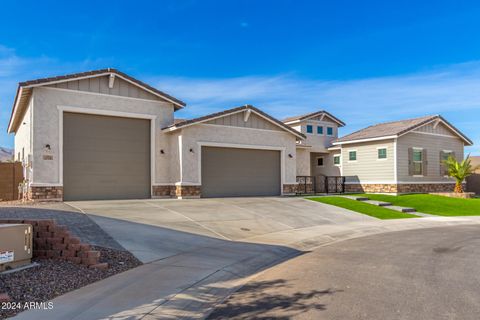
[201,146,281,197]
[63,112,150,201]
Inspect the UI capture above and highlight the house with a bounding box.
[283,111,346,179]
[466,156,480,194]
[8,69,304,201]
[330,115,473,193]
[7,68,474,201]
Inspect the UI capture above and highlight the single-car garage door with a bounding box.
[201,146,281,197]
[63,112,150,201]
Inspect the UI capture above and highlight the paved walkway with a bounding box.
[10,198,480,319]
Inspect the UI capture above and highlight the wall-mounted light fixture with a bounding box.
[189,148,194,153]
[288,154,293,158]
[45,144,51,151]
[160,149,165,154]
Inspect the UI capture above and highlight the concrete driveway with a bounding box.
[14,197,479,319]
[67,197,375,262]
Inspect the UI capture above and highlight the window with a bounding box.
[334,155,341,165]
[378,148,387,159]
[306,125,313,134]
[327,127,334,136]
[317,126,323,134]
[413,149,423,175]
[317,157,324,167]
[349,151,357,161]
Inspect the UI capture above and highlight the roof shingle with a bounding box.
[334,115,472,145]
[282,110,345,126]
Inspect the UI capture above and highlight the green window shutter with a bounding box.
[440,151,445,175]
[422,149,428,176]
[408,147,414,176]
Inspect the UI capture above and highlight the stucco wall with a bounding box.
[311,152,341,176]
[31,87,175,185]
[296,118,339,152]
[175,124,298,185]
[296,148,310,176]
[14,96,33,162]
[341,139,395,183]
[397,131,464,183]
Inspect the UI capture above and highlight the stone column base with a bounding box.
[29,186,63,201]
[152,185,175,198]
[282,184,298,195]
[175,185,201,199]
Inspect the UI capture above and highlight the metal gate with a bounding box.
[296,175,345,194]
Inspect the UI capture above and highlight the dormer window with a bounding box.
[306,125,313,134]
[317,126,323,134]
[327,127,334,136]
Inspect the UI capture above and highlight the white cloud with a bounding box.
[0,45,110,148]
[152,62,480,154]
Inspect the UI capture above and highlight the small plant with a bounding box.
[443,155,479,193]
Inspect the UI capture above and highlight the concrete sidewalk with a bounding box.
[14,215,480,320]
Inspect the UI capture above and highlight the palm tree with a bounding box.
[443,155,478,193]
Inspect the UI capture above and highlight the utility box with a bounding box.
[0,224,33,272]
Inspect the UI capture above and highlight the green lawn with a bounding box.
[308,196,418,219]
[354,194,480,216]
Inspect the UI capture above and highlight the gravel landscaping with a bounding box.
[0,246,142,319]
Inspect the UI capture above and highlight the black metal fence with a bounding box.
[296,175,345,195]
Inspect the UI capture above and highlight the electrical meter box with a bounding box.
[0,224,33,272]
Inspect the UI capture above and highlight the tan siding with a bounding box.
[413,122,456,136]
[341,139,395,183]
[47,75,161,101]
[397,132,464,182]
[204,112,282,131]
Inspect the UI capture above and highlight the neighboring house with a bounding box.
[7,68,474,201]
[330,115,473,193]
[8,69,304,201]
[466,156,480,194]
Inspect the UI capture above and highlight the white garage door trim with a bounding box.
[197,141,286,191]
[56,105,157,193]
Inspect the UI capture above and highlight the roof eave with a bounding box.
[332,135,399,145]
[163,106,306,140]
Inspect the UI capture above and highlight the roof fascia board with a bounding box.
[285,112,345,127]
[332,135,398,145]
[7,86,23,133]
[22,71,184,108]
[165,108,305,139]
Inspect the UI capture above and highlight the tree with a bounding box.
[443,155,479,193]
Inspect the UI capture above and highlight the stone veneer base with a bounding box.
[282,184,298,195]
[345,183,461,194]
[29,186,64,201]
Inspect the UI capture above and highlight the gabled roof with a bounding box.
[282,110,345,127]
[163,105,306,139]
[8,68,185,133]
[333,115,473,146]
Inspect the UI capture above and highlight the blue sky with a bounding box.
[1,0,480,153]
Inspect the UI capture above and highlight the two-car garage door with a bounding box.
[201,146,281,197]
[63,113,150,201]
